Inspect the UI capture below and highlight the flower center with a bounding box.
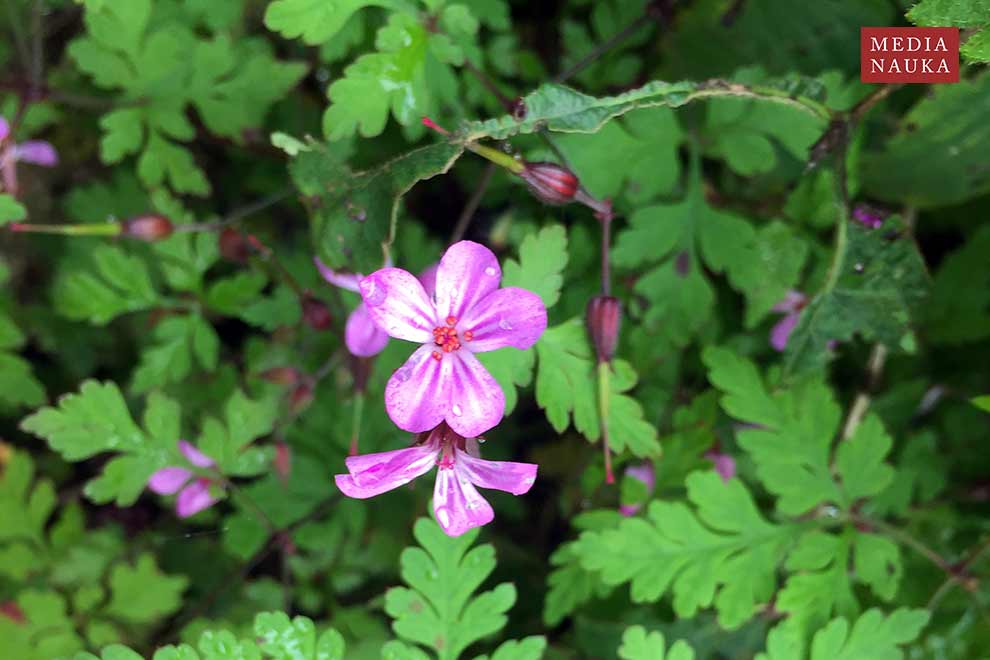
[431,315,472,360]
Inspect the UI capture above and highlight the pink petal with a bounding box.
[771,290,806,313]
[447,350,505,438]
[619,504,641,516]
[314,257,362,292]
[770,313,800,352]
[0,117,9,142]
[625,463,656,492]
[434,241,501,322]
[336,442,440,499]
[385,344,453,433]
[460,287,547,352]
[705,451,737,483]
[13,141,57,167]
[418,263,439,300]
[178,440,215,468]
[147,467,192,495]
[433,465,494,536]
[456,451,537,495]
[176,479,219,517]
[359,268,437,343]
[345,303,389,357]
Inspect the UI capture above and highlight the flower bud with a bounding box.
[289,380,315,414]
[520,162,579,205]
[301,294,332,330]
[219,227,253,262]
[121,214,173,242]
[586,295,621,363]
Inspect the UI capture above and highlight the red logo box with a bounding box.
[861,27,959,83]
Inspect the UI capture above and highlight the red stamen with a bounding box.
[446,315,457,326]
[431,350,442,361]
[422,116,450,136]
[463,330,474,341]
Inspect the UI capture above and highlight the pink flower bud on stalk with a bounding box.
[219,227,254,262]
[586,296,622,485]
[421,117,612,220]
[121,214,174,241]
[301,294,333,330]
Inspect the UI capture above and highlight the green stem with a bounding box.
[597,360,614,484]
[8,222,122,236]
[349,392,365,456]
[465,142,525,174]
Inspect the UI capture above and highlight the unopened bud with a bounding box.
[586,295,621,363]
[289,380,314,414]
[259,366,301,386]
[520,162,579,205]
[301,294,332,330]
[219,227,253,262]
[122,215,173,241]
[274,441,292,482]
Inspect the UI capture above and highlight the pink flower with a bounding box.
[147,441,220,518]
[619,462,655,516]
[335,423,537,536]
[316,258,439,358]
[704,449,736,483]
[769,290,807,352]
[358,241,547,438]
[852,204,885,229]
[0,115,58,195]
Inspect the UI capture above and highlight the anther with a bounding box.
[446,315,457,326]
[431,351,442,361]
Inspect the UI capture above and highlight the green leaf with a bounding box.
[552,107,683,202]
[20,380,145,461]
[961,27,990,62]
[385,517,516,660]
[264,0,387,45]
[613,153,766,348]
[0,450,56,546]
[0,352,46,407]
[21,383,182,505]
[53,245,159,324]
[239,285,302,331]
[295,141,463,273]
[701,346,780,429]
[575,471,801,629]
[704,68,824,176]
[805,608,928,659]
[205,272,268,314]
[131,315,219,393]
[776,531,859,633]
[1,589,84,658]
[322,12,459,139]
[618,626,695,660]
[783,216,929,375]
[973,395,990,413]
[254,612,345,660]
[543,512,621,627]
[923,225,990,344]
[833,415,895,502]
[197,389,277,475]
[501,224,569,308]
[475,347,534,415]
[459,79,828,141]
[103,553,187,623]
[535,320,659,456]
[861,74,990,207]
[907,0,990,28]
[481,637,547,660]
[0,193,27,225]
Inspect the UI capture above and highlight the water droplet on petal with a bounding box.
[498,317,513,331]
[484,266,497,276]
[363,279,387,306]
[477,437,486,444]
[452,404,463,417]
[394,366,412,383]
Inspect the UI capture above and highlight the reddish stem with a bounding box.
[421,116,450,136]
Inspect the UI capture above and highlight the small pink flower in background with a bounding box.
[0,115,58,195]
[619,462,655,516]
[705,449,736,483]
[335,423,537,536]
[852,204,885,229]
[147,441,220,518]
[358,241,547,438]
[316,258,439,358]
[769,290,807,352]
